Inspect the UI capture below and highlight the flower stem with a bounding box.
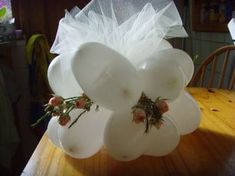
[145,118,149,133]
[65,104,75,114]
[68,110,87,128]
[31,112,50,127]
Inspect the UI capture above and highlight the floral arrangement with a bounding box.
[39,0,201,161]
[33,94,95,127]
[34,93,169,133]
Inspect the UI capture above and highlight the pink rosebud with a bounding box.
[155,120,164,129]
[48,96,63,107]
[156,100,169,114]
[58,115,70,126]
[75,99,86,109]
[133,108,146,124]
[52,112,60,117]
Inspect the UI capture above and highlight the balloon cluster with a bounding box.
[47,41,201,161]
[46,0,201,161]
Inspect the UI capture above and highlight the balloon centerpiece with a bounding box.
[36,0,202,161]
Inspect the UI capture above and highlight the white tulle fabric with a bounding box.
[50,0,187,71]
[46,0,201,161]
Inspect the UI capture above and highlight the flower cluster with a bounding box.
[132,93,169,133]
[32,94,94,128]
[33,92,169,132]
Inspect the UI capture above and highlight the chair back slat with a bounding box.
[200,66,206,87]
[229,69,235,89]
[208,56,217,88]
[218,50,229,88]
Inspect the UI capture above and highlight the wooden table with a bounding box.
[22,88,235,176]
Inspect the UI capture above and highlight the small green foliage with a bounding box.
[0,6,7,18]
[193,54,200,64]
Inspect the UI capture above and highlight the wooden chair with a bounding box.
[190,45,235,90]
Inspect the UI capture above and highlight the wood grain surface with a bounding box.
[22,88,235,176]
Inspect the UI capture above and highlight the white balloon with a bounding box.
[144,116,180,156]
[47,116,61,147]
[104,112,147,161]
[71,42,142,111]
[167,91,201,135]
[48,54,83,98]
[156,39,173,51]
[138,54,185,101]
[145,48,194,86]
[58,106,112,159]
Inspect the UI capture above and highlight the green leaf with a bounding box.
[0,6,7,18]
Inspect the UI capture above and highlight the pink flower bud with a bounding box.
[155,120,164,129]
[49,96,63,107]
[156,100,169,114]
[58,115,70,126]
[133,108,146,124]
[52,112,60,117]
[75,99,86,109]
